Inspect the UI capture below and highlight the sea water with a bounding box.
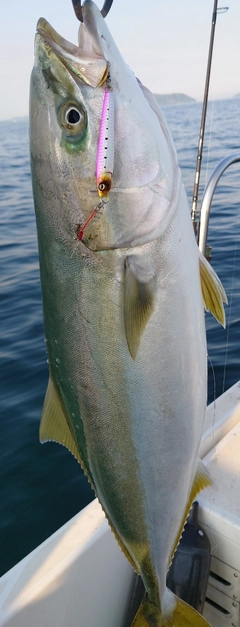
[0,98,239,576]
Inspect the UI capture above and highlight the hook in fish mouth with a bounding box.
[72,0,114,22]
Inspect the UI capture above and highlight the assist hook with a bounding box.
[72,0,114,22]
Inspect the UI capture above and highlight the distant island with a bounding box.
[233,93,240,99]
[154,93,196,105]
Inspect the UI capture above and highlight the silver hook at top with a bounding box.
[72,0,114,22]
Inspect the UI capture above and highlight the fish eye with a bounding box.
[66,108,81,125]
[60,102,86,136]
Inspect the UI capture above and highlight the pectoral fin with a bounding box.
[199,251,227,327]
[124,256,155,360]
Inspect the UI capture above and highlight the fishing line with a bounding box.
[222,207,240,393]
[208,350,216,406]
[207,348,217,436]
[198,334,217,443]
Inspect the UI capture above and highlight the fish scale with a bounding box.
[30,1,227,625]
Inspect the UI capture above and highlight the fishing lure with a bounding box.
[96,87,114,197]
[78,87,114,241]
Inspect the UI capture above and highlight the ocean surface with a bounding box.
[0,98,240,577]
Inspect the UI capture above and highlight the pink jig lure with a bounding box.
[78,87,114,241]
[96,88,114,197]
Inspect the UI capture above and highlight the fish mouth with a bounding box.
[34,2,177,254]
[36,15,108,88]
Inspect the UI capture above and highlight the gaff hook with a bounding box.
[72,0,114,22]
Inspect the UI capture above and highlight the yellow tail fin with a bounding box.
[130,594,212,627]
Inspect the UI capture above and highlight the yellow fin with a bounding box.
[124,257,155,359]
[171,596,212,627]
[130,594,211,626]
[40,377,137,571]
[170,460,212,563]
[130,595,159,627]
[40,376,83,466]
[199,252,227,327]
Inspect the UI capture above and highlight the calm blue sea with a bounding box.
[0,98,239,577]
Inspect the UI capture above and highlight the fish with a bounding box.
[30,1,227,625]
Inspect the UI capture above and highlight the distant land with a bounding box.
[154,93,196,105]
[233,93,240,99]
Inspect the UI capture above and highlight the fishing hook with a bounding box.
[72,0,114,22]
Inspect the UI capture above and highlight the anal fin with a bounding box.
[169,460,212,563]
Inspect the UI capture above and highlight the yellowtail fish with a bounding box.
[30,1,227,625]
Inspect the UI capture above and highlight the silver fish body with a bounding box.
[30,2,226,625]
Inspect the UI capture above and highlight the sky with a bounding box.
[0,0,239,120]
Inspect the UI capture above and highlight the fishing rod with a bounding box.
[191,1,229,244]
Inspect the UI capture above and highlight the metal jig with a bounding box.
[72,0,114,22]
[96,88,114,198]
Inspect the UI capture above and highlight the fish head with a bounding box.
[30,0,179,253]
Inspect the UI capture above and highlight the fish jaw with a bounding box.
[36,17,108,88]
[30,2,179,254]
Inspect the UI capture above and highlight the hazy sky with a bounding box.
[0,0,239,120]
